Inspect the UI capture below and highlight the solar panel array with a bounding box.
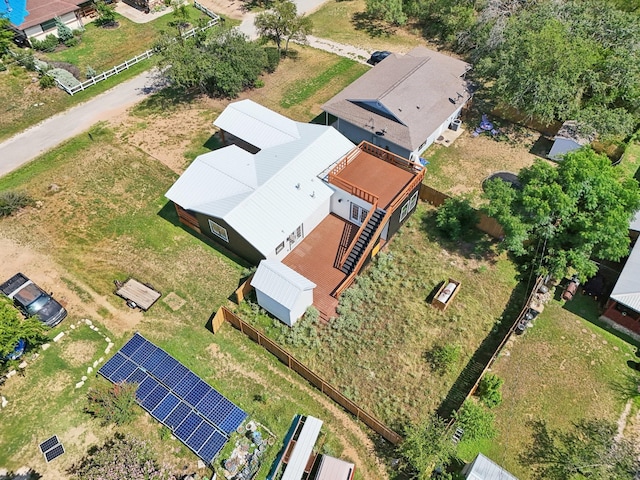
[39,435,65,463]
[98,333,247,465]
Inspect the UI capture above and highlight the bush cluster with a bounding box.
[435,196,479,240]
[264,47,280,73]
[85,381,140,426]
[0,190,34,217]
[477,373,503,408]
[48,67,81,88]
[426,343,460,375]
[31,34,59,52]
[453,400,497,440]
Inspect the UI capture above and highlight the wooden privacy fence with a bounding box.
[55,3,220,95]
[419,184,505,239]
[212,306,403,445]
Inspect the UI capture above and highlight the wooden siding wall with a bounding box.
[419,184,505,239]
[213,306,403,445]
[175,204,201,233]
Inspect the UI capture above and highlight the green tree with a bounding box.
[169,0,190,36]
[0,18,15,53]
[522,419,639,479]
[85,381,140,425]
[254,0,312,56]
[70,433,178,480]
[484,148,640,281]
[94,0,117,27]
[366,0,407,26]
[453,400,497,440]
[398,415,456,479]
[435,196,479,240]
[156,26,267,97]
[55,17,73,43]
[477,373,503,408]
[0,296,47,359]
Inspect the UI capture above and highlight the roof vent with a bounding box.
[295,183,300,189]
[310,191,315,198]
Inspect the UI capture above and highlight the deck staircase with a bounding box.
[340,208,386,275]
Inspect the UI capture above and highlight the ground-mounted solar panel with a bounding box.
[100,333,248,466]
[129,341,157,364]
[161,363,189,389]
[98,352,127,380]
[198,430,227,463]
[44,444,65,462]
[184,380,210,407]
[151,355,179,379]
[165,402,192,430]
[175,411,203,442]
[141,384,170,411]
[219,406,248,435]
[111,359,137,383]
[136,376,160,402]
[39,435,59,454]
[119,333,146,357]
[152,393,180,422]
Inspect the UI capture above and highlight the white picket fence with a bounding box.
[56,2,220,95]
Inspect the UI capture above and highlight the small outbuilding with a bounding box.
[251,260,316,327]
[548,121,595,161]
[462,453,518,480]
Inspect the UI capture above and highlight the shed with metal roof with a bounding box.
[281,416,323,480]
[462,453,518,480]
[251,260,316,326]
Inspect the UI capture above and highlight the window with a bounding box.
[276,242,285,254]
[41,19,57,32]
[400,191,419,222]
[208,220,229,242]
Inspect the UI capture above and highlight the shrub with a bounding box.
[0,190,34,217]
[86,381,140,425]
[95,0,117,27]
[64,37,80,47]
[48,67,81,89]
[426,343,460,375]
[264,46,280,73]
[49,61,81,79]
[39,74,55,89]
[436,196,479,240]
[34,59,49,71]
[0,62,6,72]
[16,51,36,70]
[453,400,497,440]
[31,34,59,52]
[86,66,97,78]
[477,373,503,408]
[56,17,74,43]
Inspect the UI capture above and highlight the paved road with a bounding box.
[0,69,165,177]
[0,1,372,178]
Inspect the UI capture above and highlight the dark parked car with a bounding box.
[0,273,67,327]
[369,51,391,65]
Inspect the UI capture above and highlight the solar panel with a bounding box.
[44,444,65,462]
[101,333,248,466]
[129,341,157,364]
[98,352,127,380]
[151,356,179,379]
[141,348,169,371]
[165,402,192,430]
[119,333,146,357]
[141,384,170,411]
[111,360,137,383]
[136,376,159,401]
[161,363,189,389]
[174,371,199,398]
[219,406,248,434]
[39,435,59,454]
[196,389,223,417]
[184,380,210,407]
[198,430,227,462]
[186,421,215,453]
[152,393,180,422]
[175,411,203,442]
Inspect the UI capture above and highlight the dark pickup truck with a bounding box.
[0,273,67,327]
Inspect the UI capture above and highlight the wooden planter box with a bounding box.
[432,278,461,311]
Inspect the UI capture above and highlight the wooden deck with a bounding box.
[332,150,416,209]
[283,214,356,320]
[114,279,161,311]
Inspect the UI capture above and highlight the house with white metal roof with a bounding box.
[322,46,472,161]
[462,453,518,480]
[166,100,425,321]
[251,260,316,326]
[602,213,640,334]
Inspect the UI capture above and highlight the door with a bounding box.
[350,203,369,225]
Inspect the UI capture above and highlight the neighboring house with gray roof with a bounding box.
[462,453,518,480]
[322,46,472,161]
[602,212,640,334]
[548,121,595,161]
[5,0,87,43]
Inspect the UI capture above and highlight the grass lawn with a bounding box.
[307,0,427,53]
[45,7,211,73]
[236,204,521,430]
[456,294,638,479]
[0,125,380,479]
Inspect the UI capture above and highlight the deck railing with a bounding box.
[358,141,422,173]
[327,175,378,205]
